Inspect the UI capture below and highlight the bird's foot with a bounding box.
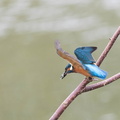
[86,77,98,82]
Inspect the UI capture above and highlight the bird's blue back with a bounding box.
[84,64,107,79]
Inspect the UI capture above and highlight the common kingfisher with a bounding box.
[55,40,107,80]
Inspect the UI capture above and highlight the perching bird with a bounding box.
[55,40,107,80]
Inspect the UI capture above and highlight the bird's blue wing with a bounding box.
[74,47,97,64]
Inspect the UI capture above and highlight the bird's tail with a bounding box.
[84,64,107,79]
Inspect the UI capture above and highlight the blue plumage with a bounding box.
[84,64,107,79]
[74,47,97,64]
[74,46,107,79]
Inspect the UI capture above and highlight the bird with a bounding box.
[55,40,107,80]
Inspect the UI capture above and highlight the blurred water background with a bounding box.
[0,0,120,120]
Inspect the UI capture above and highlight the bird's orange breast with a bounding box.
[74,64,92,77]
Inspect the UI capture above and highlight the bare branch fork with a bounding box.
[49,26,120,120]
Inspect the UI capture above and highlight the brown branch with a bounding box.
[83,73,120,93]
[49,78,91,120]
[49,26,120,120]
[96,26,120,66]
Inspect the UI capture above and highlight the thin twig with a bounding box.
[49,78,91,120]
[50,26,120,120]
[83,73,120,92]
[96,26,120,66]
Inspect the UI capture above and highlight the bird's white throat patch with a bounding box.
[70,64,73,70]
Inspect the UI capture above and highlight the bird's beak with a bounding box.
[60,71,67,79]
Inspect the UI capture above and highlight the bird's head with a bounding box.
[60,63,74,79]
